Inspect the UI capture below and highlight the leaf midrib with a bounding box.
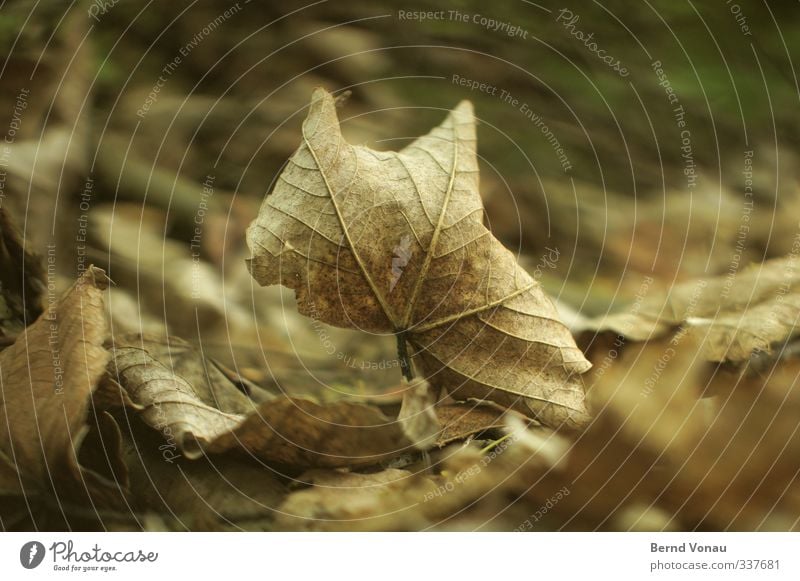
[302,126,400,330]
[401,122,460,330]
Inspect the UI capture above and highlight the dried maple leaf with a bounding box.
[0,266,125,507]
[246,88,591,428]
[581,256,800,363]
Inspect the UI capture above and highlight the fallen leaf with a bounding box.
[435,402,509,446]
[0,266,125,507]
[115,422,286,531]
[581,256,800,362]
[275,468,437,531]
[108,335,440,467]
[107,338,259,460]
[491,337,800,531]
[246,88,591,428]
[275,426,563,531]
[205,389,437,468]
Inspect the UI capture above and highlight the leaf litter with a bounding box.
[2,90,800,532]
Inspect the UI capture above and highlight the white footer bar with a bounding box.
[1,532,797,580]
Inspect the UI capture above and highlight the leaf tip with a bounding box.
[310,86,333,103]
[81,264,111,291]
[305,87,342,140]
[451,99,475,127]
[454,99,474,115]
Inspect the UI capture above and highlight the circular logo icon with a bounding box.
[20,541,46,569]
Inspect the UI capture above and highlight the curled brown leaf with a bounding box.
[0,266,125,507]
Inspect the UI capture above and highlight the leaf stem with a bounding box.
[480,431,514,454]
[396,330,414,381]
